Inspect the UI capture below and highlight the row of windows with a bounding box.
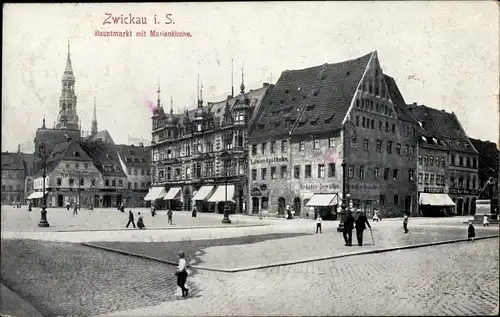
[65,162,90,170]
[54,177,152,190]
[355,97,393,117]
[252,137,339,156]
[126,167,151,176]
[1,195,21,203]
[1,185,22,191]
[157,159,246,181]
[417,173,447,186]
[449,175,477,189]
[1,171,24,179]
[348,165,414,182]
[450,155,477,169]
[251,163,336,181]
[418,155,446,168]
[366,139,415,156]
[379,194,406,206]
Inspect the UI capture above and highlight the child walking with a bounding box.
[483,214,489,227]
[176,251,189,297]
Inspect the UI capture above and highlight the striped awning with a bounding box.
[163,187,182,200]
[207,185,235,202]
[144,187,167,201]
[418,193,455,206]
[192,186,214,201]
[306,194,339,207]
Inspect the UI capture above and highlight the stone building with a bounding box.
[248,51,418,218]
[409,104,479,216]
[1,148,28,205]
[149,76,272,212]
[469,138,499,199]
[116,143,152,207]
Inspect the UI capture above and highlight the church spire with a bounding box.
[91,97,98,135]
[63,39,75,80]
[156,84,161,108]
[240,62,245,94]
[42,115,46,129]
[56,40,79,130]
[170,96,174,114]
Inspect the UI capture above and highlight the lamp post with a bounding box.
[38,143,50,227]
[337,119,356,232]
[222,159,231,224]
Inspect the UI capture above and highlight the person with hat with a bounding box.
[175,251,189,297]
[354,210,371,246]
[343,210,355,246]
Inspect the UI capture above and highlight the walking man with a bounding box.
[343,210,355,246]
[316,214,322,234]
[126,210,136,228]
[355,210,371,246]
[403,212,409,233]
[167,209,173,225]
[73,203,78,216]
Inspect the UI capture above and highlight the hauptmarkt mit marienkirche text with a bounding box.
[97,13,192,37]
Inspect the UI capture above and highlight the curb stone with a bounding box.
[82,234,499,273]
[52,223,269,233]
[1,284,44,317]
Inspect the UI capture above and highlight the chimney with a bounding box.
[17,144,20,153]
[263,82,270,87]
[139,142,144,147]
[441,109,446,112]
[412,102,417,106]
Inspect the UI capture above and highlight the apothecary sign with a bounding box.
[251,156,288,165]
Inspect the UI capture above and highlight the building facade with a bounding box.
[248,51,419,218]
[116,144,152,207]
[1,150,27,205]
[409,104,480,216]
[149,78,272,212]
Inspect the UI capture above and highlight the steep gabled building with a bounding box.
[248,51,418,218]
[470,138,499,199]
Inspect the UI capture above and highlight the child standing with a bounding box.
[316,215,322,234]
[468,222,475,241]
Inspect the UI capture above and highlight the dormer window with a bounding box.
[196,123,202,132]
[74,151,80,157]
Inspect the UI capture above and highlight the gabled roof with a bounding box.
[79,141,126,177]
[384,75,418,124]
[84,130,115,144]
[34,128,81,164]
[34,140,93,177]
[249,52,373,143]
[408,104,478,154]
[115,144,151,168]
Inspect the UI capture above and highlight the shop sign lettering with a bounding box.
[424,187,444,194]
[251,156,288,165]
[300,183,341,191]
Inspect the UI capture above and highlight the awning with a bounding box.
[144,187,167,201]
[163,187,182,200]
[192,186,214,201]
[27,191,47,199]
[207,185,235,202]
[306,193,338,207]
[419,193,456,206]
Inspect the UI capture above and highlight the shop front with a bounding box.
[192,185,215,213]
[144,186,167,210]
[305,193,340,220]
[418,191,456,216]
[163,187,182,211]
[207,184,236,214]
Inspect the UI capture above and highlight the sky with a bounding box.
[2,1,499,153]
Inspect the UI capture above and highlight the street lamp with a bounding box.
[337,119,356,232]
[222,159,232,224]
[38,143,50,227]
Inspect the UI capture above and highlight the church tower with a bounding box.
[56,40,79,130]
[91,97,98,135]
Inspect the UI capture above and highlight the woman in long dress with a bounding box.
[137,212,145,229]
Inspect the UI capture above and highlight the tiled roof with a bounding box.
[470,138,499,175]
[79,141,127,177]
[249,52,373,143]
[84,130,115,144]
[384,75,418,124]
[115,144,151,168]
[34,128,81,167]
[157,85,271,128]
[408,104,477,154]
[34,140,93,177]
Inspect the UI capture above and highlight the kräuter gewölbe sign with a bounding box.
[250,156,288,165]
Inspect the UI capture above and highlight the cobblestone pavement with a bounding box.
[1,206,269,232]
[103,238,499,316]
[89,224,499,271]
[1,239,199,317]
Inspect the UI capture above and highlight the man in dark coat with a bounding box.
[355,210,371,246]
[126,210,136,228]
[343,210,355,246]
